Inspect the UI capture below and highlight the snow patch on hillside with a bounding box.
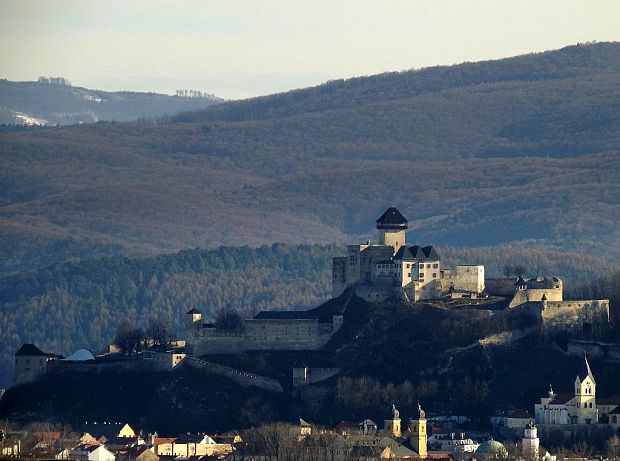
[14,112,48,125]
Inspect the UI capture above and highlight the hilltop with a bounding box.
[0,242,618,389]
[1,42,620,275]
[2,293,619,434]
[0,78,222,126]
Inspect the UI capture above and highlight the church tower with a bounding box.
[384,403,402,438]
[522,422,540,461]
[376,207,408,255]
[409,402,427,457]
[574,354,597,424]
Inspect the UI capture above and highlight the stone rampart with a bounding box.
[47,357,152,374]
[186,356,283,393]
[542,300,610,330]
[188,318,336,355]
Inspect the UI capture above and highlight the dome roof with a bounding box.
[476,439,508,457]
[64,349,95,361]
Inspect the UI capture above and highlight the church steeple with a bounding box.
[408,402,427,457]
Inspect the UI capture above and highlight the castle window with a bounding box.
[433,263,438,268]
[419,273,424,278]
[590,403,593,408]
[406,264,410,268]
[577,403,580,408]
[433,273,437,278]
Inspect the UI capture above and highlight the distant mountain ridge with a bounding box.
[0,79,223,126]
[1,42,620,274]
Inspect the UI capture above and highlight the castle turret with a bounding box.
[409,402,427,457]
[14,344,51,385]
[376,207,408,255]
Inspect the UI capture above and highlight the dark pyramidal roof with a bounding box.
[394,245,440,261]
[15,343,46,356]
[376,207,408,225]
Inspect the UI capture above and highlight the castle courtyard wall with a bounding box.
[542,300,610,330]
[188,318,337,355]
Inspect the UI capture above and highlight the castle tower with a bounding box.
[409,402,427,457]
[574,354,597,424]
[14,344,50,385]
[522,422,540,461]
[384,403,402,438]
[376,207,408,255]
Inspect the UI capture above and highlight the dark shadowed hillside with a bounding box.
[1,43,620,274]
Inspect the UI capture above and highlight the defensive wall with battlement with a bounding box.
[186,311,344,356]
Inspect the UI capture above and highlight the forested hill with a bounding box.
[0,79,222,126]
[0,243,618,389]
[2,43,620,275]
[174,41,620,123]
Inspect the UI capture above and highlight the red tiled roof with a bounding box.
[550,393,574,405]
[154,437,177,445]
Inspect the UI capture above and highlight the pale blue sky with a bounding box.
[1,0,619,99]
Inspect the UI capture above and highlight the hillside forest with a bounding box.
[0,78,222,126]
[0,243,619,389]
[1,43,620,275]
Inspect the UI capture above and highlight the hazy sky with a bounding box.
[1,1,619,99]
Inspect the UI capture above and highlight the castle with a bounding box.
[332,207,462,302]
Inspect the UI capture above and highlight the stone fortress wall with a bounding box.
[187,316,343,356]
[541,300,610,330]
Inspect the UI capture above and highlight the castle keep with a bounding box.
[332,207,454,302]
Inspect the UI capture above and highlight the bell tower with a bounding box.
[376,207,408,255]
[409,402,427,457]
[384,403,402,437]
[522,422,540,461]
